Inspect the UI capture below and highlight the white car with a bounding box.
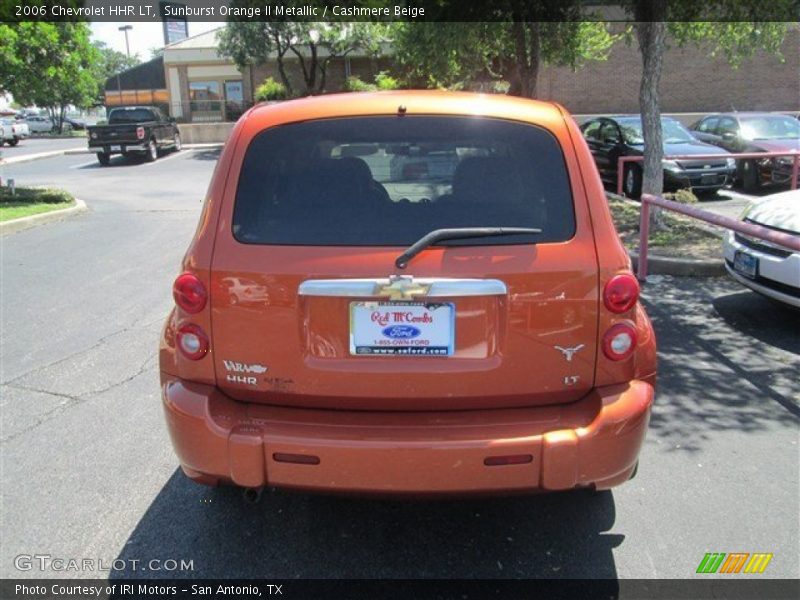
[25,115,54,133]
[723,189,800,308]
[0,118,28,145]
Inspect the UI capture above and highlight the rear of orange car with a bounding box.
[159,91,656,495]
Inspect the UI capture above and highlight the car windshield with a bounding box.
[740,116,800,140]
[233,116,576,246]
[618,119,695,145]
[108,108,156,124]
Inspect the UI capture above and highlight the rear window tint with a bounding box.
[233,116,575,246]
[109,108,156,123]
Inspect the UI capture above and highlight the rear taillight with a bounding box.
[177,324,209,360]
[602,322,637,361]
[173,273,207,313]
[603,274,639,313]
[136,126,145,140]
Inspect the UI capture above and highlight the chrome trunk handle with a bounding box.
[298,276,507,300]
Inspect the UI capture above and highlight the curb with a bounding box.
[628,251,725,277]
[0,144,223,166]
[607,192,726,277]
[0,198,88,235]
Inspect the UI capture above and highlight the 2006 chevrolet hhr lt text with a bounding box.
[160,91,656,495]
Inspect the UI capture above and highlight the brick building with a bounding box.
[162,25,799,123]
[540,25,799,114]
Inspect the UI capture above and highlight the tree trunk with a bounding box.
[272,33,293,96]
[508,21,540,98]
[634,2,667,228]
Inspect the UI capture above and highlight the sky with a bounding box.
[90,21,224,60]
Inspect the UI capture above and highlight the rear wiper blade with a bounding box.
[395,227,542,269]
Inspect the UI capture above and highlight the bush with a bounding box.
[344,76,377,92]
[664,189,698,205]
[0,186,73,204]
[254,77,289,102]
[375,71,400,91]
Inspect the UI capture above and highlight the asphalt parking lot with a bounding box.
[0,136,88,162]
[0,150,798,581]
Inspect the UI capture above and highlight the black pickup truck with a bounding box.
[88,106,181,165]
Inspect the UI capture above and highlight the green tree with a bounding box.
[93,41,140,103]
[393,2,619,96]
[621,0,791,223]
[0,22,101,132]
[94,41,140,82]
[219,20,387,96]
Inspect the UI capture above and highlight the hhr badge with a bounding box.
[555,344,585,362]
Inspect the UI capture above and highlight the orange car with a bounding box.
[160,91,656,495]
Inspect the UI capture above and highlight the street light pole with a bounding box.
[118,25,133,58]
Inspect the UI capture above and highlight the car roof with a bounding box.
[243,90,567,131]
[702,112,789,119]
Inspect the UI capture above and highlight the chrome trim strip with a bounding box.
[298,278,507,297]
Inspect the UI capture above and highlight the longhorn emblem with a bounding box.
[555,344,585,362]
[374,275,431,301]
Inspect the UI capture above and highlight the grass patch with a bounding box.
[0,187,74,222]
[608,196,722,259]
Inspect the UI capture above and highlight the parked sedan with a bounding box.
[690,113,800,192]
[25,115,54,133]
[723,189,800,308]
[581,116,736,198]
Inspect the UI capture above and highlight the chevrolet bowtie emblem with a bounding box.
[375,276,431,301]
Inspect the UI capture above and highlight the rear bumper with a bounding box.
[89,143,147,154]
[161,375,654,495]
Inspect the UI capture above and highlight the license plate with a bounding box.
[350,302,455,356]
[700,173,718,185]
[733,250,758,279]
[110,145,121,152]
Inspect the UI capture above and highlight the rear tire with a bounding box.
[741,159,761,193]
[8,137,19,147]
[623,164,643,199]
[97,152,110,166]
[145,139,157,162]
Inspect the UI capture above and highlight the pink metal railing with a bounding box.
[617,152,800,196]
[636,193,800,281]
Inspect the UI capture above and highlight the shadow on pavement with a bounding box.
[643,277,800,453]
[190,148,222,161]
[713,290,800,354]
[111,470,621,581]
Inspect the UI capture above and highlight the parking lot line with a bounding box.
[143,150,189,166]
[69,158,101,169]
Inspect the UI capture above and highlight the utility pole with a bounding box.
[118,25,133,57]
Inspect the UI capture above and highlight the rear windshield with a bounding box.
[233,116,575,246]
[108,108,156,123]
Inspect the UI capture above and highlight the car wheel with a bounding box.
[8,137,19,146]
[97,152,110,166]
[173,133,182,152]
[742,159,761,193]
[623,164,643,199]
[145,139,157,162]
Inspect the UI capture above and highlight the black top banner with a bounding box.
[2,0,799,23]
